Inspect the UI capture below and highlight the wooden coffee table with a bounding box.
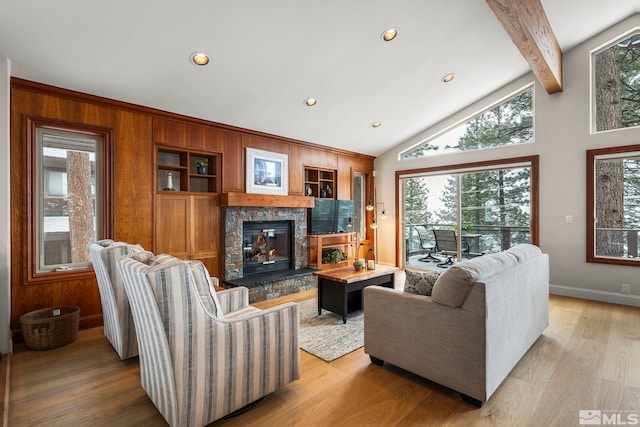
[314,264,398,323]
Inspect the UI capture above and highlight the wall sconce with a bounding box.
[369,189,387,229]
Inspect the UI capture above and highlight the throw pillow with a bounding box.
[506,243,542,262]
[431,265,475,307]
[431,251,518,307]
[404,270,440,296]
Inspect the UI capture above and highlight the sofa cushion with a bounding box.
[404,270,440,296]
[476,251,519,276]
[431,251,518,307]
[506,243,542,262]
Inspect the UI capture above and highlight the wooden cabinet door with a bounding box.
[190,194,221,278]
[155,193,222,278]
[155,194,190,259]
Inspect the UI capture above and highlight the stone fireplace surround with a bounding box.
[223,205,317,302]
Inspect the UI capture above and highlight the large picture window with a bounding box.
[400,85,534,159]
[28,119,113,281]
[587,145,640,266]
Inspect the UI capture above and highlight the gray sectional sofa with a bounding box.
[363,244,549,406]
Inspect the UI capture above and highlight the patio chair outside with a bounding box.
[414,225,441,263]
[432,229,469,268]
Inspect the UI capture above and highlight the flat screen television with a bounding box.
[309,199,354,234]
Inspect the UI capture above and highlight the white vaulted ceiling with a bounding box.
[0,1,638,156]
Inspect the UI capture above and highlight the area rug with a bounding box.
[297,298,364,362]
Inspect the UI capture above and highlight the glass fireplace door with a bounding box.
[243,220,292,275]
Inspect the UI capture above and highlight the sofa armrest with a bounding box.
[364,285,485,359]
[216,287,249,314]
[364,285,487,401]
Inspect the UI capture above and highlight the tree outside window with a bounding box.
[594,32,640,132]
[438,166,531,251]
[400,156,536,267]
[399,84,536,265]
[29,119,112,280]
[589,31,640,265]
[400,85,533,159]
[588,146,640,265]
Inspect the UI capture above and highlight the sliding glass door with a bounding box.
[399,157,537,269]
[403,173,456,263]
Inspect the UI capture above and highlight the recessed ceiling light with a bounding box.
[190,52,210,66]
[442,73,455,83]
[304,98,317,107]
[382,28,398,42]
[372,122,382,128]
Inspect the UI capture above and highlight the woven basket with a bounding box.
[19,306,80,351]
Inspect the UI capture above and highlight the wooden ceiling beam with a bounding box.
[486,0,563,94]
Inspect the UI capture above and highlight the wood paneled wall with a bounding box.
[10,82,155,335]
[9,78,374,338]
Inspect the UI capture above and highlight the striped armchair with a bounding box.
[87,239,143,360]
[117,251,300,427]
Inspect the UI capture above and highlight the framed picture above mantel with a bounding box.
[246,148,289,195]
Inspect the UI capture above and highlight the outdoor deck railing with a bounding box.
[594,228,640,258]
[405,223,531,259]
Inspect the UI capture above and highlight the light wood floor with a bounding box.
[7,293,640,426]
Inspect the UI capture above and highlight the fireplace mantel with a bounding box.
[221,192,315,208]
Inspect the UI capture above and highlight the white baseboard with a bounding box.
[550,284,640,307]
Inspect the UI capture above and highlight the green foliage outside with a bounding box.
[403,178,432,227]
[402,88,534,252]
[401,87,533,159]
[401,32,640,256]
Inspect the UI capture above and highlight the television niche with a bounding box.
[308,199,354,235]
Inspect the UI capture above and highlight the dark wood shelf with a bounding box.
[304,167,336,199]
[156,145,219,193]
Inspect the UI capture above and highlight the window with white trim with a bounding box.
[400,85,534,160]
